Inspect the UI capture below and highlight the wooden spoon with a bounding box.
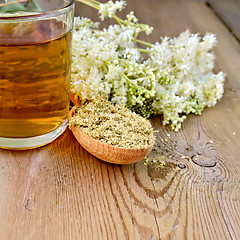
[70,92,81,107]
[68,108,154,164]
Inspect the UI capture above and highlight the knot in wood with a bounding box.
[178,164,186,169]
[191,155,217,167]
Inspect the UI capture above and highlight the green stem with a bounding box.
[138,48,153,53]
[75,0,100,10]
[119,72,153,95]
[113,14,128,26]
[86,0,100,4]
[134,38,153,48]
[113,15,122,26]
[119,72,130,82]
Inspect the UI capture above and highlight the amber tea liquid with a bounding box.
[0,19,71,139]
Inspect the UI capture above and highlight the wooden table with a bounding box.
[1,0,240,239]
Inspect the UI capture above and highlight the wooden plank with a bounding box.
[206,0,240,41]
[0,0,240,239]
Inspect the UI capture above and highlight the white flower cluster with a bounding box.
[146,31,225,130]
[99,0,126,20]
[71,3,225,131]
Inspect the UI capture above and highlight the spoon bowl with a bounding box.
[68,108,154,164]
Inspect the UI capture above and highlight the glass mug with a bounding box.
[0,0,74,149]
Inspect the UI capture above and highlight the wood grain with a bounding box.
[0,0,240,239]
[206,0,240,41]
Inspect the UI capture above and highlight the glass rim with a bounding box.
[0,0,74,20]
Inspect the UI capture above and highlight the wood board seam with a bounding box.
[205,1,240,44]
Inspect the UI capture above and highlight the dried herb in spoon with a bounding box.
[69,98,155,149]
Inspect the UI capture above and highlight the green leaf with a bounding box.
[0,0,42,13]
[28,0,41,12]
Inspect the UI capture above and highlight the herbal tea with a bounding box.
[0,19,71,138]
